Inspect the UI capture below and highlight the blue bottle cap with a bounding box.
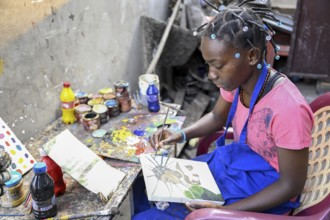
[33,162,47,174]
[4,171,22,187]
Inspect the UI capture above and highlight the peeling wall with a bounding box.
[0,0,169,142]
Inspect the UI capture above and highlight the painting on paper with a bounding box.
[140,154,224,204]
[89,113,185,163]
[0,117,36,174]
[43,129,125,202]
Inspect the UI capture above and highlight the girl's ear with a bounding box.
[247,47,261,65]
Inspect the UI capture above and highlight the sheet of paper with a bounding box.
[0,117,36,174]
[140,154,224,204]
[43,129,125,199]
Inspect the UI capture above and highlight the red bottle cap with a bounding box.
[63,82,71,88]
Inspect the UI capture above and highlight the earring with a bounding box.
[257,63,262,69]
[234,53,240,59]
[210,34,216,39]
[275,55,280,60]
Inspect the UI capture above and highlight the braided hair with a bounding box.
[194,0,281,61]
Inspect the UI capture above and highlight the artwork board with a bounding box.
[43,129,125,201]
[89,113,185,163]
[140,154,224,204]
[0,117,36,175]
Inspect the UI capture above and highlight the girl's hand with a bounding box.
[149,129,183,150]
[185,201,223,212]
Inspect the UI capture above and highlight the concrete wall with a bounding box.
[0,0,169,142]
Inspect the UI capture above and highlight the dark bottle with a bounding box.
[30,162,57,219]
[146,81,160,112]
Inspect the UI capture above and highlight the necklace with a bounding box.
[239,68,271,107]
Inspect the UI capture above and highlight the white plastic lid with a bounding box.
[39,148,47,157]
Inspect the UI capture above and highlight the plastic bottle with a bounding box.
[30,162,57,219]
[60,82,76,124]
[146,81,160,112]
[39,148,66,197]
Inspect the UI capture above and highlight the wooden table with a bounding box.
[0,105,182,219]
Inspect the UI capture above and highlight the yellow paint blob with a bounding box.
[18,158,24,164]
[10,149,16,155]
[111,127,134,143]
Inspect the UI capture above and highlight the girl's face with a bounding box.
[201,36,254,91]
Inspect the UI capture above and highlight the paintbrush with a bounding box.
[155,108,170,157]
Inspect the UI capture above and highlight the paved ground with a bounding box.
[112,78,320,220]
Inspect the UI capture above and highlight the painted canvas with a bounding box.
[140,154,224,204]
[0,117,36,174]
[43,129,125,202]
[89,113,185,163]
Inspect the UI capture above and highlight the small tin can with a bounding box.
[87,97,104,107]
[75,104,91,123]
[118,96,132,112]
[82,112,100,131]
[3,171,25,207]
[114,80,130,98]
[103,93,116,101]
[88,93,103,100]
[92,104,109,124]
[99,87,113,95]
[104,99,120,117]
[75,91,89,105]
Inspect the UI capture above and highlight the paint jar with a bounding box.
[92,104,109,124]
[74,104,91,123]
[114,80,130,98]
[88,94,103,100]
[2,171,25,207]
[99,87,113,95]
[87,97,104,107]
[118,96,132,112]
[75,91,89,105]
[104,99,120,117]
[103,93,116,101]
[139,74,160,106]
[82,112,100,131]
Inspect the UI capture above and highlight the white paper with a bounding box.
[43,129,125,199]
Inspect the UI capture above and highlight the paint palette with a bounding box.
[0,117,36,174]
[89,114,185,163]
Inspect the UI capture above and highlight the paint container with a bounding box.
[114,80,130,98]
[92,104,109,124]
[87,97,104,107]
[75,91,89,105]
[99,87,113,95]
[139,74,160,106]
[118,96,132,112]
[104,100,120,117]
[1,171,25,207]
[103,93,116,101]
[74,104,91,123]
[88,93,103,100]
[82,112,100,131]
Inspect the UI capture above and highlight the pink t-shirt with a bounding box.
[221,76,314,172]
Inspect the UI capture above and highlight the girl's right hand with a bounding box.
[149,129,184,150]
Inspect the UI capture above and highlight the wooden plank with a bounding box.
[183,92,210,127]
[173,88,186,106]
[175,92,210,156]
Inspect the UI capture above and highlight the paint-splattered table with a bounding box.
[0,105,182,219]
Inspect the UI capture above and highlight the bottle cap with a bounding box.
[39,148,47,157]
[33,162,47,174]
[63,82,71,88]
[4,171,22,187]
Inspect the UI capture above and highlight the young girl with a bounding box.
[133,2,314,219]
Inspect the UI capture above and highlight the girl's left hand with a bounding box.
[185,201,222,211]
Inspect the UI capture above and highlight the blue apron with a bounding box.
[133,63,299,219]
